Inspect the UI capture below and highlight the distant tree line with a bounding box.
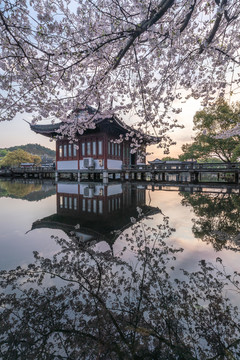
[0,149,41,167]
[0,144,55,159]
[0,144,56,167]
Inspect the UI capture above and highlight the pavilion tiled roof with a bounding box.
[30,122,62,134]
[29,106,160,144]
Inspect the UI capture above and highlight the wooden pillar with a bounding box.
[103,171,108,184]
[190,172,199,183]
[235,172,239,184]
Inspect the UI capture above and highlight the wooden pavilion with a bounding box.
[30,106,158,172]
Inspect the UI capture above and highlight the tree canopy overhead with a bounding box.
[1,0,240,147]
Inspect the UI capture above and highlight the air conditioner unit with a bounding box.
[83,158,95,168]
[83,186,94,197]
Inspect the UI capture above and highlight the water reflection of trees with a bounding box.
[0,179,55,201]
[0,214,240,359]
[180,192,240,252]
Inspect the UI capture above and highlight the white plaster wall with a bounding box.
[107,184,122,196]
[107,159,122,170]
[79,184,101,197]
[57,183,79,194]
[79,184,91,195]
[79,159,104,170]
[94,185,105,196]
[57,160,78,170]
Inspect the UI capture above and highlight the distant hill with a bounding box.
[0,144,55,158]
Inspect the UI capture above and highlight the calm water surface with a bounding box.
[0,179,239,271]
[0,178,240,359]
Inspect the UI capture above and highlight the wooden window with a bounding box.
[87,142,91,155]
[115,144,118,157]
[68,144,72,157]
[112,142,114,156]
[93,199,97,213]
[118,144,121,157]
[63,145,67,157]
[69,197,72,209]
[73,145,77,157]
[93,141,96,155]
[60,196,63,208]
[99,200,103,214]
[58,145,62,157]
[73,197,77,210]
[98,140,103,155]
[108,141,111,155]
[82,199,86,211]
[82,142,85,156]
[87,199,91,212]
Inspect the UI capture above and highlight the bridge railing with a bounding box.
[123,162,240,171]
[4,166,55,173]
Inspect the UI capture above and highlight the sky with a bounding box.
[0,97,201,161]
[0,114,56,151]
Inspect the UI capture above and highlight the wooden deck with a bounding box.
[122,162,240,183]
[0,167,55,179]
[0,162,240,184]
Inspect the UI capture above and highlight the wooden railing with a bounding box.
[123,162,240,172]
[0,166,55,174]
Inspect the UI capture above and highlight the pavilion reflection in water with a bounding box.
[32,182,160,245]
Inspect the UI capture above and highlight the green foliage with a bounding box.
[32,155,41,165]
[0,181,42,198]
[180,192,240,252]
[0,149,41,167]
[180,99,240,163]
[161,156,179,161]
[197,157,223,163]
[0,144,55,158]
[0,149,8,158]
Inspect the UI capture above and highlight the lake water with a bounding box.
[0,178,240,359]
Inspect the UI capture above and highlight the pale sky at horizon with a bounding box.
[0,97,202,160]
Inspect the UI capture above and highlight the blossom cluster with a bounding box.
[0,0,240,145]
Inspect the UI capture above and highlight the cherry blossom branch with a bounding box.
[112,0,175,69]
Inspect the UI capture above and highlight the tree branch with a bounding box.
[199,0,228,54]
[112,0,175,69]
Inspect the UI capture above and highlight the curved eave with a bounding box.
[29,118,160,145]
[30,123,62,137]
